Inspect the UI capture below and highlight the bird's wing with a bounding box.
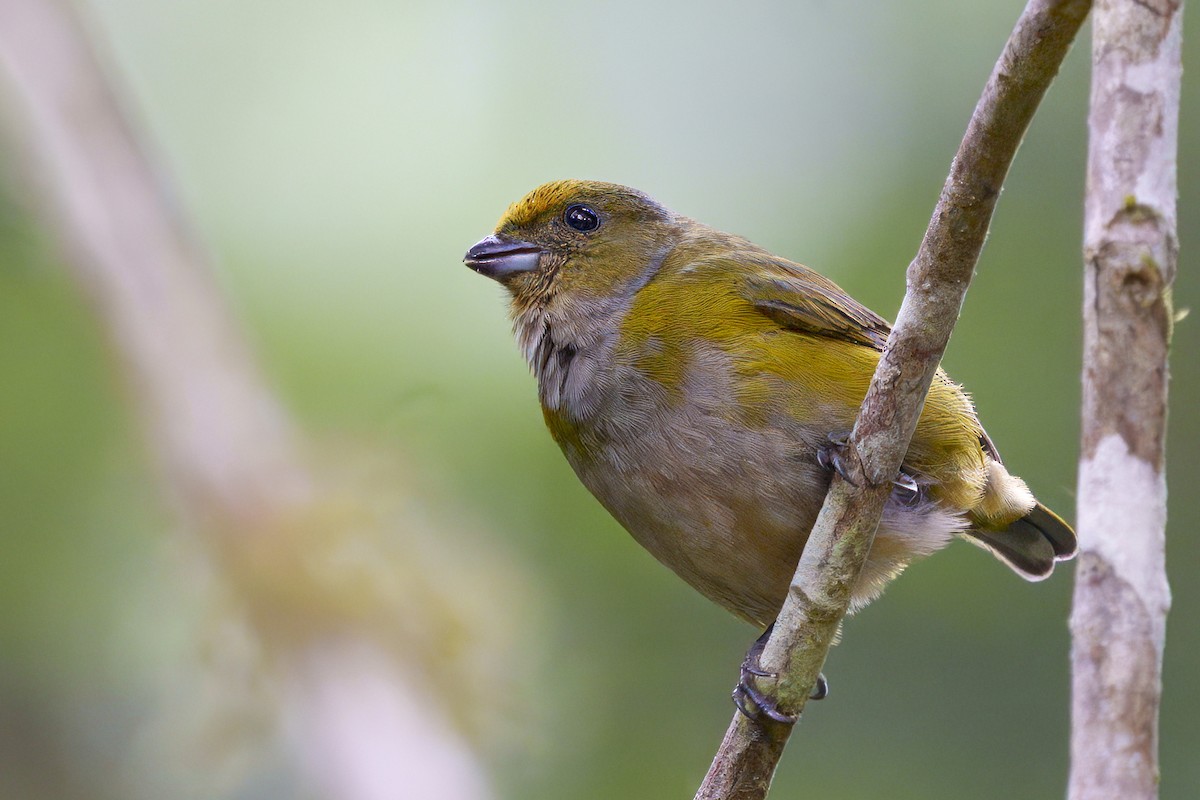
[739,257,1007,464]
[739,258,892,350]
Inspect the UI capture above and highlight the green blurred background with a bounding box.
[1,1,1196,797]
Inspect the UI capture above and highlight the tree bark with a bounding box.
[695,2,1092,797]
[1069,1,1180,797]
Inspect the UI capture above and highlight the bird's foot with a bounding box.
[891,470,924,507]
[820,433,926,504]
[816,432,859,486]
[732,625,828,724]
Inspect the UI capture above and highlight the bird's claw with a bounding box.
[734,677,797,724]
[891,470,923,507]
[733,626,828,724]
[816,433,859,486]
[809,672,829,701]
[734,671,829,724]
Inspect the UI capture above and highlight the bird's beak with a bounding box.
[463,234,544,281]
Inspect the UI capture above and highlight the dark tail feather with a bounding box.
[965,502,1077,581]
[1024,502,1078,559]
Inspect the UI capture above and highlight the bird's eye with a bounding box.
[564,204,600,232]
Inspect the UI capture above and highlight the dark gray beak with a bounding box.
[464,234,544,281]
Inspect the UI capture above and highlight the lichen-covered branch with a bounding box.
[0,1,494,798]
[1069,1,1179,797]
[695,1,1092,797]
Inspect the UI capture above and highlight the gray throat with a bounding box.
[514,241,673,422]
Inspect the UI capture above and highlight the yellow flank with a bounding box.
[617,249,989,514]
[542,405,587,462]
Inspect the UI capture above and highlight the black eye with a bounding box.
[564,204,600,232]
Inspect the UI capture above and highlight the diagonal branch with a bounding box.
[695,1,1092,797]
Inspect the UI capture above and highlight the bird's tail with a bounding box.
[964,502,1078,580]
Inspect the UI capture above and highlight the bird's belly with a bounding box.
[566,410,829,626]
[545,349,966,625]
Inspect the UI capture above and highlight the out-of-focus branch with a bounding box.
[1069,1,1179,797]
[0,1,494,798]
[695,1,1092,797]
[0,0,305,530]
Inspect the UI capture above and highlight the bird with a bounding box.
[464,179,1076,714]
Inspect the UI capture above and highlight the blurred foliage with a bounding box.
[1,0,1196,798]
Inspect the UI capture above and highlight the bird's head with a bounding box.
[464,180,680,314]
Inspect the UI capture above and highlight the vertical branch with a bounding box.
[0,1,495,798]
[1069,0,1179,797]
[695,1,1092,797]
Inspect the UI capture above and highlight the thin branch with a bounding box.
[1069,0,1179,797]
[0,1,494,798]
[696,1,1092,797]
